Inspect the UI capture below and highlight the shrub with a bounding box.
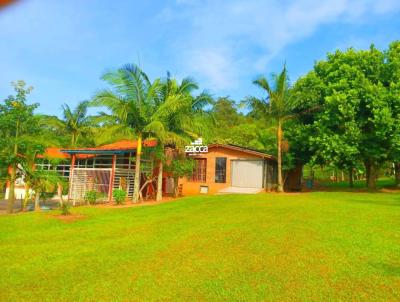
[113,189,127,205]
[60,203,71,216]
[84,190,98,205]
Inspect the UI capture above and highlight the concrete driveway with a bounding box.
[218,187,262,194]
[0,199,60,214]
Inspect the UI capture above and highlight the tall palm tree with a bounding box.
[39,101,92,147]
[92,64,162,202]
[61,101,92,147]
[146,74,212,201]
[247,65,292,192]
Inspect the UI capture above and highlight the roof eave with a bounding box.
[208,143,276,160]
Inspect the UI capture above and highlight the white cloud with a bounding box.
[186,48,237,90]
[161,0,400,90]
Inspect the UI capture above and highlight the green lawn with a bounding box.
[1,192,400,301]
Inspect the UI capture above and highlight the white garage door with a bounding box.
[231,160,264,188]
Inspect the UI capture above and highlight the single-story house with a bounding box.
[179,143,277,195]
[4,140,279,203]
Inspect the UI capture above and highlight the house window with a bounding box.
[191,159,207,182]
[215,157,227,183]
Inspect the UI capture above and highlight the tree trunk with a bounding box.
[395,162,400,187]
[7,165,17,213]
[365,161,378,190]
[133,134,142,203]
[276,119,283,192]
[22,185,30,211]
[58,183,63,207]
[8,120,20,213]
[34,191,40,211]
[71,132,77,148]
[156,160,163,202]
[349,168,354,188]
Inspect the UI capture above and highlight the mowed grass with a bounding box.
[1,192,400,301]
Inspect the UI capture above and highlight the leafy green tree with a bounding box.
[208,97,244,144]
[164,156,195,197]
[92,64,162,202]
[0,81,38,212]
[293,44,400,189]
[246,65,293,192]
[386,41,400,186]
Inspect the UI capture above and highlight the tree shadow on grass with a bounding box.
[306,179,399,193]
[345,197,400,207]
[370,263,400,276]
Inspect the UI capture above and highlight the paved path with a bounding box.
[0,199,60,214]
[218,186,262,194]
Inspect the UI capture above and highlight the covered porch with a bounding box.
[62,140,156,205]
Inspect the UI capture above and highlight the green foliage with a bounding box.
[245,65,293,192]
[291,44,400,188]
[0,192,399,301]
[60,203,71,216]
[84,190,98,205]
[164,157,195,179]
[113,189,127,205]
[0,81,38,168]
[38,101,95,147]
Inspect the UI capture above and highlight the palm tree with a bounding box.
[62,101,92,147]
[39,101,92,147]
[247,65,292,192]
[92,64,162,203]
[146,74,212,201]
[20,151,64,211]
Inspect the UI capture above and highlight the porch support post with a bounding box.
[69,154,76,205]
[108,154,117,203]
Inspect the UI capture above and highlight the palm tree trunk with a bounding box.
[156,160,163,202]
[133,134,142,203]
[276,119,283,192]
[58,183,63,206]
[71,132,76,147]
[22,184,30,211]
[34,191,40,211]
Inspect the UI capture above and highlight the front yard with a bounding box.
[0,192,399,301]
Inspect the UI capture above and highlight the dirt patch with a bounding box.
[52,214,86,223]
[380,187,400,193]
[94,197,180,209]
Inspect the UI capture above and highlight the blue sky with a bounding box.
[1,0,400,116]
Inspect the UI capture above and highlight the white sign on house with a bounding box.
[185,138,208,155]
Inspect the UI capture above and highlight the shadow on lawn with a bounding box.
[346,198,400,207]
[370,263,400,276]
[307,178,400,194]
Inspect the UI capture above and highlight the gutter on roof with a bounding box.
[60,149,135,155]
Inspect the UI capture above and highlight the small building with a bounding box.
[4,140,278,203]
[179,144,277,195]
[61,140,156,204]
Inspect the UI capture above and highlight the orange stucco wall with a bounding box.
[179,146,265,195]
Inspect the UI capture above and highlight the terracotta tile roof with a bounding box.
[37,147,70,159]
[35,140,157,160]
[61,139,158,154]
[87,139,158,151]
[208,143,276,160]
